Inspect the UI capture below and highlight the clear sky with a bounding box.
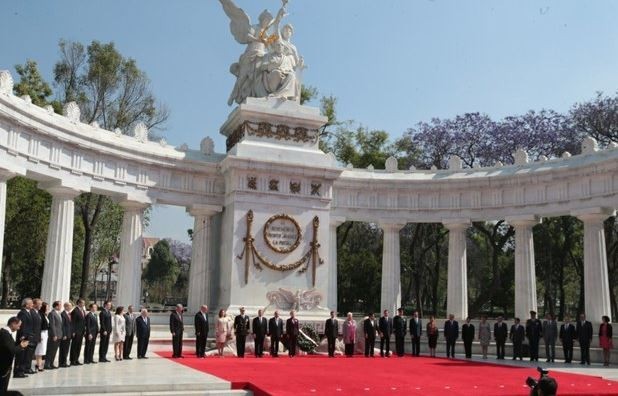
[2,1,618,242]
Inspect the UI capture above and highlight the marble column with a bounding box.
[116,202,147,308]
[508,216,541,321]
[575,208,614,323]
[0,173,12,288]
[380,223,404,315]
[444,220,470,320]
[41,187,80,304]
[328,216,346,312]
[187,205,221,314]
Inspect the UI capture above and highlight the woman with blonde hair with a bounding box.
[342,312,357,357]
[215,309,231,356]
[112,306,126,361]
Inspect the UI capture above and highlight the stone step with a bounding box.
[50,391,252,396]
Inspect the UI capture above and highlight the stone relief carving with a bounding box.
[290,181,301,194]
[310,182,321,196]
[133,122,149,143]
[63,102,81,123]
[200,137,215,155]
[385,156,398,172]
[247,176,257,190]
[219,0,304,105]
[265,288,327,312]
[226,120,319,151]
[268,179,279,191]
[0,70,14,95]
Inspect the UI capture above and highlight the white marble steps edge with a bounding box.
[48,391,252,396]
[21,383,237,396]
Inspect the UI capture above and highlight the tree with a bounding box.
[570,91,618,146]
[13,60,55,109]
[53,39,168,299]
[142,240,179,303]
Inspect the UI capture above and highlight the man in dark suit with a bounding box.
[98,300,112,363]
[136,309,151,359]
[123,305,136,360]
[543,313,558,363]
[59,302,73,368]
[378,309,393,357]
[324,311,338,358]
[559,314,576,363]
[409,310,422,357]
[393,308,407,357]
[44,300,63,369]
[268,311,284,357]
[1,317,30,392]
[462,317,475,359]
[444,314,459,358]
[576,313,593,365]
[233,307,250,358]
[510,317,525,360]
[526,310,542,362]
[494,316,508,359]
[70,298,86,365]
[14,298,34,377]
[194,305,209,358]
[84,303,99,364]
[286,310,299,357]
[363,313,377,357]
[252,309,268,357]
[30,298,42,367]
[170,304,185,358]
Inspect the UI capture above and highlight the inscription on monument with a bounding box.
[263,214,301,253]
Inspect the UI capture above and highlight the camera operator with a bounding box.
[527,367,558,396]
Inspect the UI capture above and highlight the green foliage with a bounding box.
[300,85,317,105]
[14,60,53,107]
[2,178,51,306]
[142,240,180,303]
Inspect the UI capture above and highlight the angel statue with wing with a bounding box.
[220,0,303,105]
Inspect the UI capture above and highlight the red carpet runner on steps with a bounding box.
[158,351,617,395]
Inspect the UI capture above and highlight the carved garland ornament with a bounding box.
[237,210,323,286]
[226,121,319,151]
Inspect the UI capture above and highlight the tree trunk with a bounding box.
[79,226,93,299]
[1,252,11,307]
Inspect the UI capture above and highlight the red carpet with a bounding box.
[158,352,618,395]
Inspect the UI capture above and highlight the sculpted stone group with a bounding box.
[219,0,304,105]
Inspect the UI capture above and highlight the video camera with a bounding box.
[526,367,550,395]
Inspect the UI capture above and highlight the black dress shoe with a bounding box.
[13,373,28,378]
[25,369,36,374]
[59,364,68,368]
[142,356,148,359]
[125,357,133,360]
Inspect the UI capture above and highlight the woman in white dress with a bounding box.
[215,309,231,356]
[34,302,49,371]
[112,306,126,361]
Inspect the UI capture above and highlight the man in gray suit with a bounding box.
[123,305,136,360]
[542,313,558,363]
[44,300,63,369]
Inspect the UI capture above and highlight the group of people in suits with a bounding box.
[175,305,302,358]
[1,297,152,392]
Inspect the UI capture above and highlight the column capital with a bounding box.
[572,207,615,223]
[0,170,16,181]
[119,200,150,211]
[38,180,84,199]
[329,216,346,227]
[505,215,542,227]
[378,222,406,232]
[442,219,471,231]
[186,204,223,217]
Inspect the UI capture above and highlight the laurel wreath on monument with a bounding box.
[237,210,324,285]
[297,324,320,354]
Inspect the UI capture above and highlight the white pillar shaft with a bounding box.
[514,222,538,321]
[328,223,338,312]
[188,213,212,313]
[446,224,468,320]
[380,224,401,314]
[0,179,7,287]
[116,205,144,308]
[41,193,76,304]
[582,217,611,322]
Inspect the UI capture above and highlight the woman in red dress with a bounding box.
[599,315,613,366]
[426,315,439,357]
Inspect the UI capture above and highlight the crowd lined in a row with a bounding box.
[0,298,152,393]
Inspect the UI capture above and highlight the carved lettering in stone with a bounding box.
[263,214,301,254]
